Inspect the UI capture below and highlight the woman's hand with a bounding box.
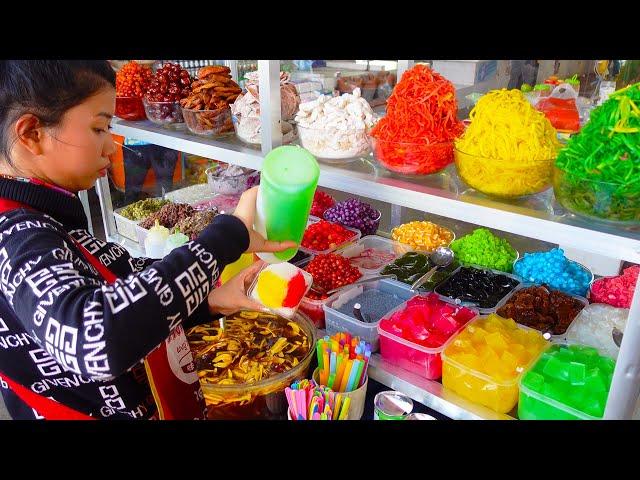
[207,260,266,316]
[233,186,297,254]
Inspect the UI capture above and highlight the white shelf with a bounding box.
[112,119,263,170]
[112,119,640,263]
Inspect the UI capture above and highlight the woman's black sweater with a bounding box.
[0,177,248,419]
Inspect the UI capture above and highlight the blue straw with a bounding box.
[346,359,361,392]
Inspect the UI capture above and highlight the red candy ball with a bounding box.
[310,190,336,218]
[301,220,355,252]
[304,253,362,299]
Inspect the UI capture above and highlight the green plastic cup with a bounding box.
[255,146,320,263]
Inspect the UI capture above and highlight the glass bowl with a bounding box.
[206,163,260,196]
[513,255,594,297]
[390,222,456,256]
[323,207,381,237]
[188,310,316,420]
[115,96,146,121]
[232,115,297,148]
[454,148,555,199]
[553,166,640,226]
[142,98,184,126]
[182,106,234,137]
[297,124,370,162]
[369,136,454,176]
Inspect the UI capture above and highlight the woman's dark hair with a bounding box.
[0,60,116,166]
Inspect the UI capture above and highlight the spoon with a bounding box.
[612,327,624,347]
[353,303,370,323]
[410,247,455,292]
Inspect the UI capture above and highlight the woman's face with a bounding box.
[39,87,117,192]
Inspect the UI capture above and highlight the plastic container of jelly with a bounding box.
[441,314,550,414]
[517,344,615,420]
[255,145,320,263]
[377,294,477,380]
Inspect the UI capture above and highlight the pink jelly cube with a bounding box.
[378,293,477,379]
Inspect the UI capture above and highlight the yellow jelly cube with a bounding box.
[470,326,487,344]
[508,343,526,355]
[503,317,518,330]
[501,350,519,372]
[456,353,479,370]
[485,332,509,352]
[476,344,490,357]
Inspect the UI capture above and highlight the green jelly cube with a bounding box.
[523,371,545,392]
[598,356,616,374]
[580,395,605,418]
[533,352,553,373]
[568,361,587,385]
[571,345,599,363]
[586,367,601,381]
[543,356,570,383]
[585,375,606,393]
[555,347,574,362]
[566,389,587,410]
[551,380,573,405]
[542,382,558,399]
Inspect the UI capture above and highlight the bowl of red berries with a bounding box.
[310,190,336,218]
[115,61,153,121]
[300,217,361,255]
[143,63,192,127]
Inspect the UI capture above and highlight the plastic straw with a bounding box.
[346,359,361,392]
[317,333,372,392]
[338,397,351,420]
[338,360,353,392]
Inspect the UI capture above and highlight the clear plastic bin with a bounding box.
[433,264,522,314]
[297,249,364,329]
[296,254,335,329]
[518,383,598,420]
[377,297,477,380]
[517,344,614,420]
[289,250,314,268]
[339,235,401,274]
[441,316,549,413]
[496,283,589,342]
[299,216,361,256]
[323,278,415,352]
[299,295,333,329]
[113,209,140,242]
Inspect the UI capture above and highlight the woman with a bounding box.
[0,60,294,419]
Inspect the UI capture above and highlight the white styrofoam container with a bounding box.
[113,209,140,242]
